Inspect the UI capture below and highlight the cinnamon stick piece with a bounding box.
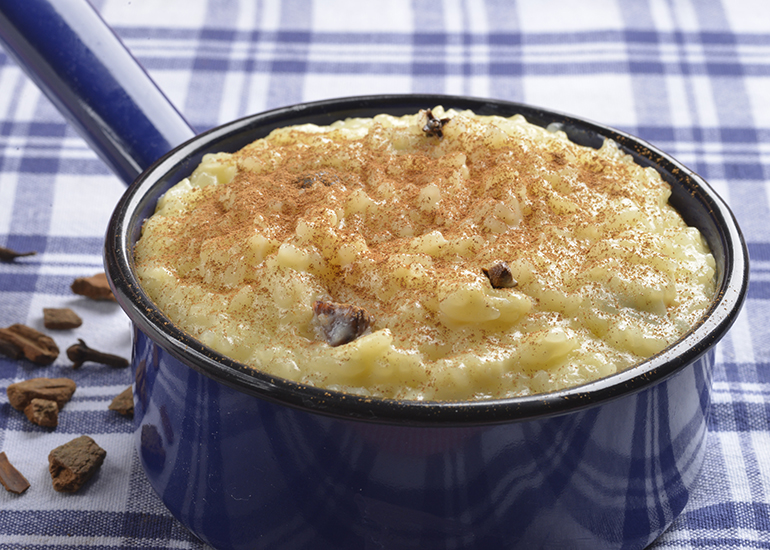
[0,452,30,494]
[48,435,106,493]
[43,308,83,330]
[108,386,134,417]
[0,324,59,365]
[24,398,59,428]
[71,273,115,301]
[6,377,77,411]
[0,246,35,262]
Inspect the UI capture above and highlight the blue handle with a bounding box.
[0,0,196,185]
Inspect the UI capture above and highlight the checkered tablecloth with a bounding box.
[0,0,768,548]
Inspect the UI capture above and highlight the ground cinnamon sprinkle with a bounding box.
[134,107,716,401]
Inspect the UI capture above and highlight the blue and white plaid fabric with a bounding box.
[1,0,768,548]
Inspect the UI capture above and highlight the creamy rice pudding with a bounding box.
[134,107,716,400]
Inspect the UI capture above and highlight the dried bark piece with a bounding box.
[67,339,128,369]
[43,308,83,330]
[71,273,115,301]
[108,386,134,417]
[482,261,518,289]
[48,435,106,493]
[24,398,59,428]
[0,245,36,262]
[312,300,373,347]
[0,324,59,365]
[6,377,77,411]
[0,337,23,360]
[0,452,30,494]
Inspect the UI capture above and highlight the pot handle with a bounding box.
[0,0,195,185]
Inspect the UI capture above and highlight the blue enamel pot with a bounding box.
[0,2,749,549]
[106,95,748,550]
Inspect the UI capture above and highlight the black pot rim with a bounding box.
[104,93,749,426]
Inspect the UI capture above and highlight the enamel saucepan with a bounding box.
[0,2,749,549]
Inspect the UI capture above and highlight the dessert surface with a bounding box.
[135,107,716,400]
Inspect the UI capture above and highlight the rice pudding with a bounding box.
[134,107,716,401]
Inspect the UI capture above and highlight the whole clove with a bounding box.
[48,435,106,493]
[71,273,116,301]
[0,245,36,262]
[67,339,128,369]
[0,452,30,494]
[482,261,518,289]
[6,377,76,410]
[0,324,59,365]
[422,109,451,138]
